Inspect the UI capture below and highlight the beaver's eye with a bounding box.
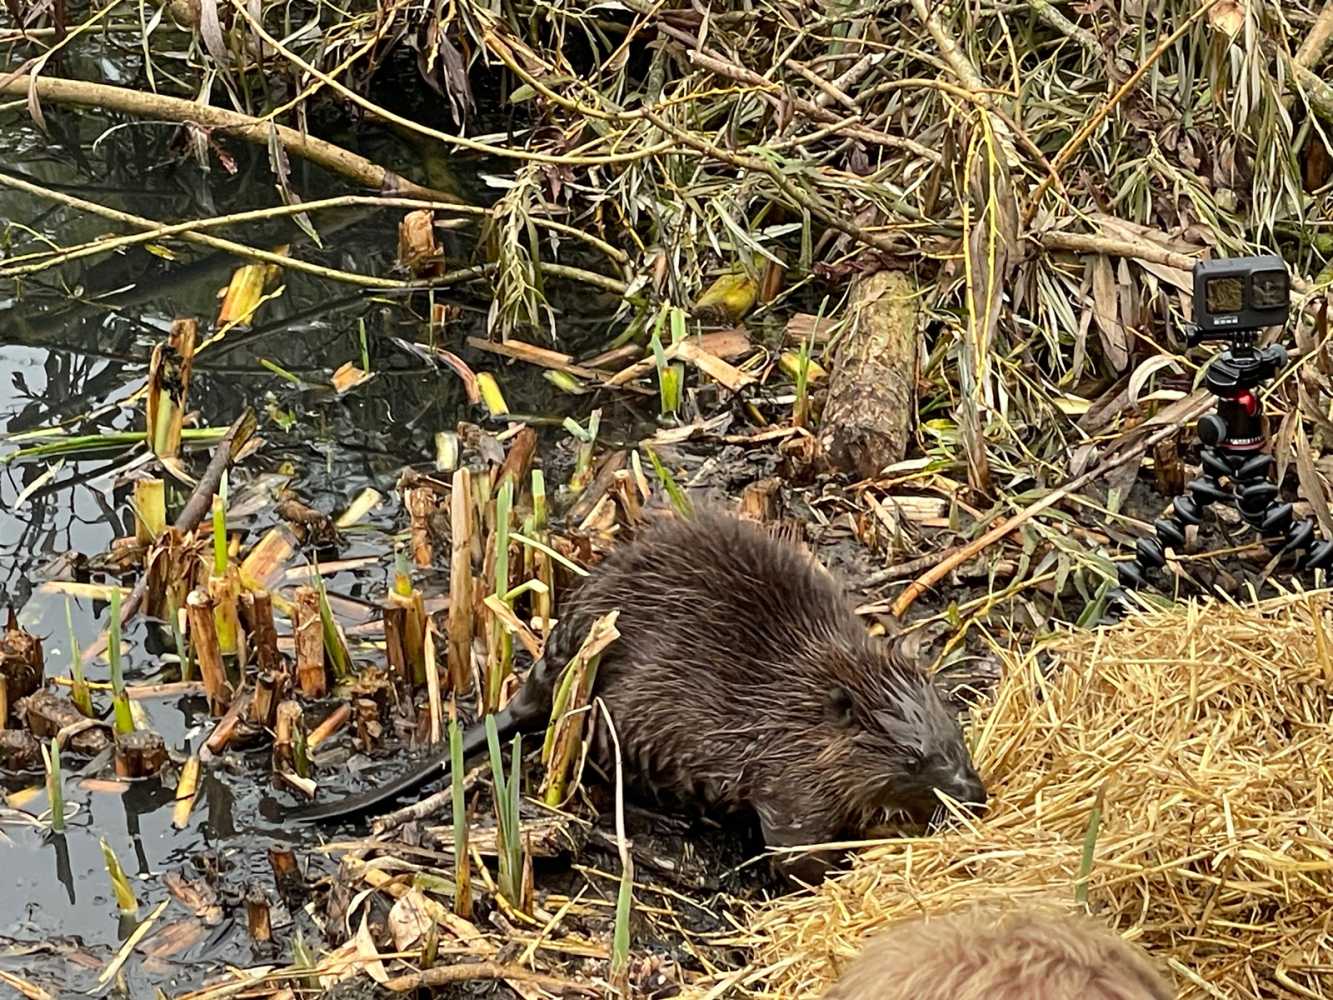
[824,685,855,728]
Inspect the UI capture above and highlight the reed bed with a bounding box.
[693,591,1333,1000]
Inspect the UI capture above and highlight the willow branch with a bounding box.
[0,74,466,204]
[1022,0,1221,224]
[0,168,412,288]
[890,400,1211,617]
[0,193,484,277]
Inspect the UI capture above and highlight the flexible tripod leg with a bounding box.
[1111,432,1230,593]
[1231,451,1333,568]
[1107,443,1333,619]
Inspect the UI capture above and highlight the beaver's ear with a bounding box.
[824,685,855,727]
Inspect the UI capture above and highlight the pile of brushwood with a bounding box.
[4,0,1333,594]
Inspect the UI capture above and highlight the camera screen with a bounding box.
[1205,276,1243,313]
[1251,269,1288,309]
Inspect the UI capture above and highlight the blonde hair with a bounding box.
[823,903,1174,1000]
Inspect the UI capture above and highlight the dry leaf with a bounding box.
[1208,0,1245,37]
[397,209,441,275]
[1127,354,1184,405]
[784,312,839,346]
[1294,421,1333,542]
[197,0,228,64]
[353,912,390,984]
[332,362,372,395]
[1274,408,1298,490]
[217,256,285,327]
[1091,254,1129,372]
[140,919,205,959]
[163,871,224,925]
[388,889,436,951]
[693,270,759,323]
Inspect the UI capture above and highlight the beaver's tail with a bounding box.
[289,702,518,824]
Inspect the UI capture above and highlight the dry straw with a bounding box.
[688,591,1333,999]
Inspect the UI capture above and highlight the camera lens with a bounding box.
[1250,269,1288,309]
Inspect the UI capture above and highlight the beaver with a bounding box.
[293,509,987,881]
[822,902,1175,1000]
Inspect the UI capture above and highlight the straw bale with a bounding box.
[685,593,1333,999]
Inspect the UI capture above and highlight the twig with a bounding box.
[1022,0,1222,224]
[1039,230,1200,271]
[863,550,953,588]
[681,48,941,162]
[537,261,629,296]
[1039,229,1316,295]
[380,962,599,994]
[0,75,464,204]
[1285,56,1333,126]
[908,0,1017,157]
[1021,0,1102,56]
[890,395,1212,617]
[789,59,859,113]
[1294,1,1333,74]
[0,169,409,288]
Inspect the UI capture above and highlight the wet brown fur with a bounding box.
[823,902,1175,1000]
[557,509,987,876]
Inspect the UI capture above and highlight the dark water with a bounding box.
[0,74,645,993]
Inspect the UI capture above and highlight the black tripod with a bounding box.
[1106,330,1333,617]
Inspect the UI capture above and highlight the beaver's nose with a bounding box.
[945,768,988,814]
[959,776,988,812]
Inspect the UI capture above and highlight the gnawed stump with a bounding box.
[1,608,44,717]
[245,885,272,942]
[267,847,305,902]
[20,690,113,754]
[292,587,327,698]
[0,729,41,771]
[186,589,231,714]
[114,730,169,778]
[818,268,920,480]
[738,477,783,523]
[243,589,283,677]
[272,700,309,777]
[250,670,285,729]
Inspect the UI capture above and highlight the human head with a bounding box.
[822,902,1174,1000]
